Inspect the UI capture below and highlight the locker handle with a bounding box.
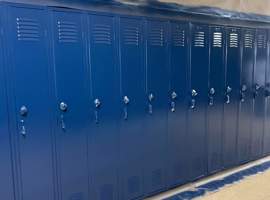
[240,85,247,102]
[94,98,101,123]
[208,88,215,106]
[171,92,177,112]
[148,93,154,114]
[253,84,260,98]
[123,96,130,120]
[225,86,232,104]
[190,89,197,109]
[20,119,26,137]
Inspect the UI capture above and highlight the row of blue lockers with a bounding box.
[1,1,270,200]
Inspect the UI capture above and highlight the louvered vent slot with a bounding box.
[257,34,267,49]
[149,27,164,46]
[194,31,205,47]
[229,32,238,48]
[17,17,40,41]
[124,26,139,46]
[93,24,112,45]
[213,32,222,48]
[244,32,254,48]
[58,21,78,43]
[173,26,185,47]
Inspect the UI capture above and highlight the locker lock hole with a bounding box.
[20,106,28,117]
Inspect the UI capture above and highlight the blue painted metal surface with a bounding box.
[223,27,241,168]
[5,5,55,200]
[119,17,145,200]
[167,21,189,187]
[238,28,255,164]
[51,9,90,200]
[144,19,169,194]
[207,26,225,174]
[0,1,270,200]
[188,23,209,180]
[251,29,267,160]
[88,14,120,200]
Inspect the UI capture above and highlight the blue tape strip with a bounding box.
[164,161,270,200]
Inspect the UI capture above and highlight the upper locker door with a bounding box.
[168,22,189,187]
[88,14,120,200]
[0,5,14,200]
[119,17,145,200]
[6,5,54,200]
[188,23,209,180]
[145,19,169,194]
[251,29,267,160]
[264,30,270,155]
[207,26,225,174]
[51,10,90,200]
[238,28,255,164]
[223,27,241,168]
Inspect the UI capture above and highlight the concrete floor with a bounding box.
[147,156,270,200]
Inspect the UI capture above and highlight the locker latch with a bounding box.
[19,105,28,137]
[208,88,215,106]
[123,96,130,120]
[94,98,101,123]
[190,89,197,109]
[59,102,68,131]
[171,91,177,112]
[240,84,247,102]
[148,93,154,114]
[253,84,260,98]
[225,86,232,104]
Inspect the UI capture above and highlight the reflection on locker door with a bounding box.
[264,31,270,155]
[5,6,54,200]
[168,22,189,187]
[223,27,241,168]
[0,6,14,200]
[207,26,225,174]
[188,24,209,180]
[238,28,255,164]
[119,17,145,200]
[145,20,169,194]
[51,10,89,200]
[251,29,267,160]
[88,14,120,200]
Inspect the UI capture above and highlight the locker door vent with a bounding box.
[149,27,164,46]
[172,25,185,47]
[213,32,222,48]
[58,21,78,43]
[93,24,112,45]
[16,17,40,41]
[257,34,267,49]
[124,26,139,46]
[194,31,205,47]
[229,32,238,48]
[99,184,113,199]
[127,176,140,194]
[244,32,254,48]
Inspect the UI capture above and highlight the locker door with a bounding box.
[0,6,14,200]
[238,28,255,164]
[251,29,267,160]
[119,17,145,200]
[145,20,169,194]
[188,24,209,180]
[223,27,241,168]
[264,30,270,155]
[51,11,89,200]
[88,15,120,200]
[168,22,189,187]
[6,6,54,200]
[207,26,225,174]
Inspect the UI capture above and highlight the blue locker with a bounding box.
[167,22,189,187]
[0,5,15,200]
[51,10,89,200]
[223,27,241,168]
[118,17,145,200]
[207,26,225,174]
[188,23,209,180]
[238,28,255,164]
[144,19,169,194]
[5,5,54,200]
[264,30,270,155]
[88,14,120,200]
[251,29,267,160]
